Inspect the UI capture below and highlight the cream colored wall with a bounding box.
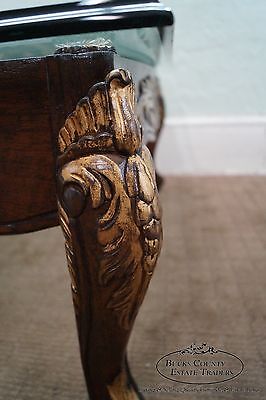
[161,0,266,118]
[156,1,266,174]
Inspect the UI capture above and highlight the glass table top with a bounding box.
[0,27,164,66]
[0,1,173,64]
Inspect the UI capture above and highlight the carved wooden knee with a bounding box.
[56,68,162,399]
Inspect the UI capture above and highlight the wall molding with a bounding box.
[156,116,266,175]
[166,116,266,127]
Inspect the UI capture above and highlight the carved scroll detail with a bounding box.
[57,69,141,162]
[57,67,162,399]
[57,69,162,331]
[137,75,164,145]
[58,206,79,313]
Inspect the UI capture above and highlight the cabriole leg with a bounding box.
[56,68,162,399]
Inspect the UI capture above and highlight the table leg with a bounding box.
[137,75,165,190]
[56,68,162,399]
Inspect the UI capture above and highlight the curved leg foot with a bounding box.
[56,68,162,399]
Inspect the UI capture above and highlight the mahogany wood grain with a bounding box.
[0,51,114,234]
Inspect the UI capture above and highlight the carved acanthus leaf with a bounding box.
[57,68,162,331]
[58,69,142,162]
[137,75,164,145]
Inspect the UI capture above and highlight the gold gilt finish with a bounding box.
[56,68,162,400]
[108,370,139,400]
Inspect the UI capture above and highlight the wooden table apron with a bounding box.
[0,50,114,234]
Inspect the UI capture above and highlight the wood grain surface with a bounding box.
[0,51,114,234]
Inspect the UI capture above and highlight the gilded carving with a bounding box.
[56,67,162,399]
[137,75,164,145]
[108,370,139,400]
[57,69,162,330]
[58,205,80,313]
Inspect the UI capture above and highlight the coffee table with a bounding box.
[0,2,173,398]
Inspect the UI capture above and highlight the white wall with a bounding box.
[0,0,74,11]
[157,117,266,175]
[156,0,266,174]
[161,0,266,117]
